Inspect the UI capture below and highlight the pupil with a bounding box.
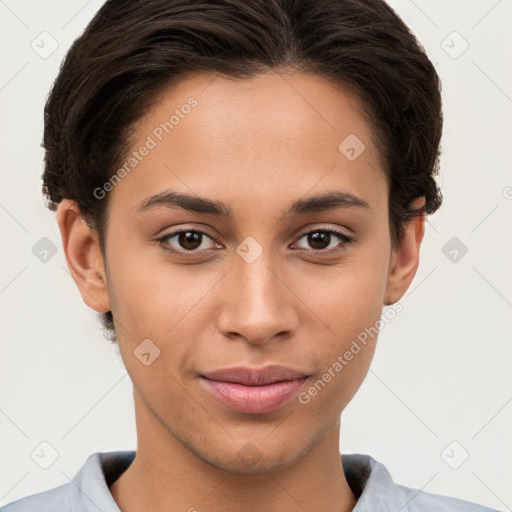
[309,232,329,250]
[179,231,201,250]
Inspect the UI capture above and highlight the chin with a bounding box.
[217,451,299,475]
[191,437,302,475]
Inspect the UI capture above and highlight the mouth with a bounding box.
[199,365,310,414]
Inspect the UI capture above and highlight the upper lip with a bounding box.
[201,365,309,386]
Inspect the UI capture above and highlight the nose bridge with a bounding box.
[218,240,297,343]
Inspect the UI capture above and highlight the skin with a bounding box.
[57,69,425,512]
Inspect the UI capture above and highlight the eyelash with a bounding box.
[155,226,354,258]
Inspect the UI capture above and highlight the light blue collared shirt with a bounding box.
[1,451,501,511]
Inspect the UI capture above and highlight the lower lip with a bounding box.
[200,376,308,414]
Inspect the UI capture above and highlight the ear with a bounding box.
[56,199,111,313]
[384,197,426,306]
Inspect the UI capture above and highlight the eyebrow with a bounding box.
[136,189,370,217]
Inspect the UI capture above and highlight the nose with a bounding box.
[216,251,299,346]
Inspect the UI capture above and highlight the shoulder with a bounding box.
[1,450,135,512]
[392,482,500,512]
[1,483,69,512]
[342,453,501,512]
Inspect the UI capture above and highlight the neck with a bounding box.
[110,390,357,512]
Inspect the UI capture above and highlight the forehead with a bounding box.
[111,70,387,217]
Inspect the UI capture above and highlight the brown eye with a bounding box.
[294,229,353,252]
[177,231,203,250]
[307,232,331,250]
[157,229,219,253]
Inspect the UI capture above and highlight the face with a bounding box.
[60,70,422,474]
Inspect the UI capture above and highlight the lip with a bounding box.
[201,364,308,385]
[200,365,309,414]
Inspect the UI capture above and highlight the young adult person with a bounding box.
[3,0,500,510]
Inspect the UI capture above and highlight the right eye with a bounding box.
[157,228,221,254]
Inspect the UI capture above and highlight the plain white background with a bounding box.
[1,0,511,509]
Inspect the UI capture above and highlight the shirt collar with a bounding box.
[69,450,406,511]
[69,451,135,512]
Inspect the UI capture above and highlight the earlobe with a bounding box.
[56,200,111,313]
[384,199,426,306]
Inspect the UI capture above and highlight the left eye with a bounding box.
[293,229,353,251]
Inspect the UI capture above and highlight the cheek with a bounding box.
[307,241,390,345]
[107,253,225,393]
[297,280,382,416]
[298,245,389,409]
[107,244,217,339]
